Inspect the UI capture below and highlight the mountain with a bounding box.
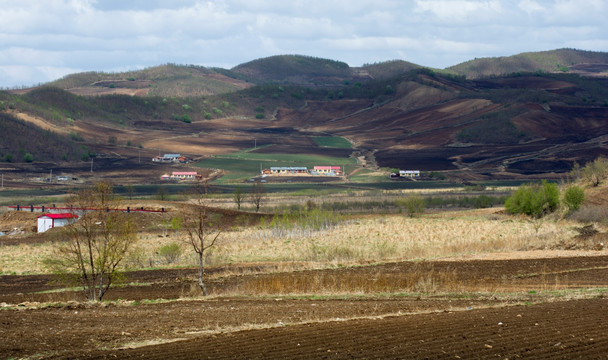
[2,49,608,181]
[448,48,608,79]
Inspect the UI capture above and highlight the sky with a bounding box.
[1,0,607,88]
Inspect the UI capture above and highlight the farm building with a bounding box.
[312,166,342,176]
[160,171,201,181]
[400,170,420,178]
[37,213,78,233]
[153,154,186,163]
[269,167,308,175]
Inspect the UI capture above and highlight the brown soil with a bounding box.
[1,255,608,359]
[78,298,608,360]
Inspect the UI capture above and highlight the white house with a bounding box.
[399,170,421,178]
[37,213,79,233]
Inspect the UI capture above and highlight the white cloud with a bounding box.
[518,0,544,14]
[413,0,503,22]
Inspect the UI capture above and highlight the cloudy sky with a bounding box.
[1,0,606,88]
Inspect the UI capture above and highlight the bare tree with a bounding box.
[182,181,221,296]
[233,186,245,210]
[250,182,266,212]
[47,182,137,301]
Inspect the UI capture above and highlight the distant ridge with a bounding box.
[8,48,608,98]
[448,48,608,79]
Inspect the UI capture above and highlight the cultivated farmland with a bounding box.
[1,194,608,359]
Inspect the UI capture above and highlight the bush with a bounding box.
[397,195,426,217]
[581,156,608,187]
[562,185,585,212]
[505,180,559,218]
[23,153,34,163]
[158,242,181,264]
[569,205,608,224]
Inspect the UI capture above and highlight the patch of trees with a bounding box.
[456,110,531,144]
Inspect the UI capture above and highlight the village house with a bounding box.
[160,171,201,181]
[312,166,342,176]
[399,170,421,178]
[37,213,78,233]
[152,154,187,163]
[268,167,308,175]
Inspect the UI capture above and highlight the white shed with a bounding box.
[37,213,79,233]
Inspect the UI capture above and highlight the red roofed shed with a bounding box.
[37,213,79,233]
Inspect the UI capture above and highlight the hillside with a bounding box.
[43,64,252,97]
[0,111,86,163]
[1,49,608,181]
[359,59,423,80]
[448,48,608,79]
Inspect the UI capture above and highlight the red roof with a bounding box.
[37,213,79,219]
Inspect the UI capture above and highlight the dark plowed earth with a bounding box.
[73,298,608,359]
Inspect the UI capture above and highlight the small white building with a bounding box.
[399,170,421,178]
[37,213,79,233]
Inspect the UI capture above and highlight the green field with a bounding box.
[312,136,352,149]
[196,148,357,183]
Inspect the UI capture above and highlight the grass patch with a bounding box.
[196,150,357,183]
[313,136,352,149]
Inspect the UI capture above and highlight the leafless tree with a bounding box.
[182,181,221,296]
[47,182,137,301]
[250,182,266,212]
[233,186,245,210]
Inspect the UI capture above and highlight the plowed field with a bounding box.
[78,298,608,360]
[1,255,607,359]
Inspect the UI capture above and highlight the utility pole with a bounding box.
[49,169,52,183]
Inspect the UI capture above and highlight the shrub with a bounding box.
[23,153,34,162]
[570,205,608,224]
[397,195,426,217]
[562,185,585,212]
[158,242,181,264]
[505,180,559,218]
[581,156,608,187]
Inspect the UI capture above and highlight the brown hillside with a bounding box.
[4,66,608,182]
